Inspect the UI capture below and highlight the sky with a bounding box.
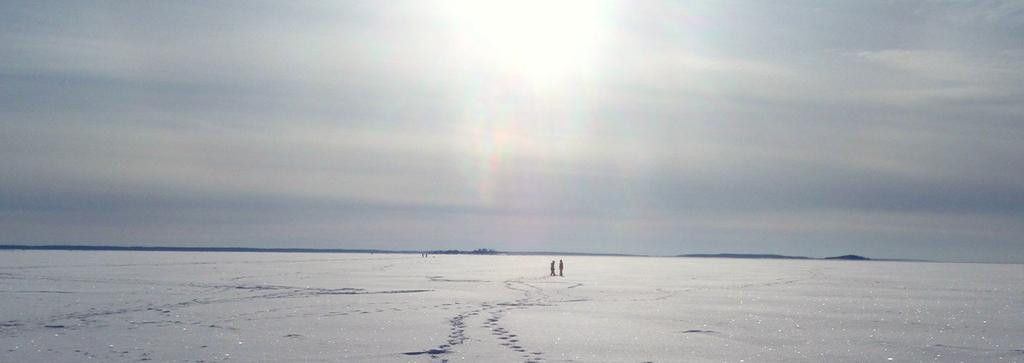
[1,1,1023,262]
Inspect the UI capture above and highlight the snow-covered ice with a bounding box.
[1,251,1021,362]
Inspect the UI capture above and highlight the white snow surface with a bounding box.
[1,251,1021,362]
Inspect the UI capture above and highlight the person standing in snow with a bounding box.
[550,260,556,276]
[558,259,564,277]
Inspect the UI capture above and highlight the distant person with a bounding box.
[550,260,556,276]
[559,259,564,277]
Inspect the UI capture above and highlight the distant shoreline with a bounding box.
[0,244,636,257]
[0,244,396,254]
[0,244,940,262]
[679,253,883,261]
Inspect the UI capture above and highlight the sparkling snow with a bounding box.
[1,251,1021,362]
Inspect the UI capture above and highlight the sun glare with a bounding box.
[441,1,614,204]
[444,0,612,87]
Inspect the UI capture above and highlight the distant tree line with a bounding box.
[429,248,500,255]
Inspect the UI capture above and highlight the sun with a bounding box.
[440,1,613,203]
[443,0,613,87]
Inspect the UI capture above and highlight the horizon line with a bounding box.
[0,243,984,264]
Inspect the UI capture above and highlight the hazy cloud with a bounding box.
[1,1,1022,262]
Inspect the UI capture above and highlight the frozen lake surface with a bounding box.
[1,251,1021,362]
